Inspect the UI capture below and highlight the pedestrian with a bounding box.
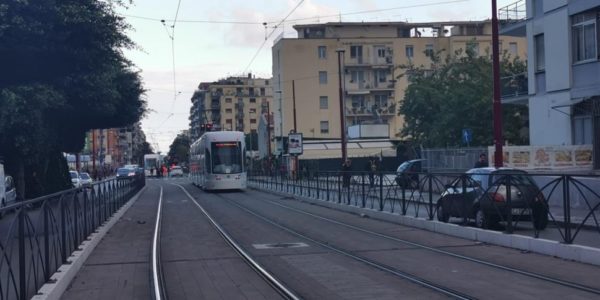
[366,157,377,187]
[474,153,489,168]
[342,159,352,188]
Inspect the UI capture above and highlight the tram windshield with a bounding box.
[211,142,242,174]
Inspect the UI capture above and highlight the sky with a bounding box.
[115,0,518,153]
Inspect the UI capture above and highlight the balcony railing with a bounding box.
[501,72,528,101]
[499,0,526,23]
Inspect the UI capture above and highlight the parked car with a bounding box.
[80,172,93,188]
[116,168,137,180]
[395,159,426,188]
[1,175,17,218]
[70,171,82,188]
[436,167,548,230]
[169,166,184,177]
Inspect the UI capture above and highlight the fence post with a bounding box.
[401,181,407,215]
[505,174,513,234]
[326,173,330,201]
[61,195,67,263]
[83,189,88,237]
[338,173,342,204]
[379,172,384,211]
[18,203,26,300]
[562,175,572,244]
[44,201,50,282]
[316,172,320,199]
[361,173,366,208]
[73,192,79,250]
[428,174,433,220]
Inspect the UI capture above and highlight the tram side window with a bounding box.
[211,142,242,174]
[205,150,211,172]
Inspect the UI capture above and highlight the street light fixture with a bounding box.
[336,48,347,163]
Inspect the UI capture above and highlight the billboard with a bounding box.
[288,133,303,155]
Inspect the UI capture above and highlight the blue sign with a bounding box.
[462,128,472,145]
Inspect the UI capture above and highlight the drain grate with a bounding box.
[253,242,309,249]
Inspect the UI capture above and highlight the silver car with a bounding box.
[80,172,93,188]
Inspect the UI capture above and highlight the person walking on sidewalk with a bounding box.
[342,159,352,188]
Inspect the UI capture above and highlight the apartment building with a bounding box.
[272,20,527,149]
[500,0,600,168]
[189,74,273,142]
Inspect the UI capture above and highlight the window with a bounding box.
[319,96,328,109]
[573,116,593,144]
[260,87,265,96]
[226,119,232,124]
[225,98,232,103]
[250,98,256,103]
[425,44,434,57]
[376,69,387,83]
[572,11,597,63]
[377,48,386,58]
[319,71,328,84]
[265,80,269,85]
[250,119,257,124]
[225,108,232,113]
[320,121,329,134]
[249,108,256,113]
[509,42,518,57]
[535,34,545,71]
[318,46,327,59]
[374,94,388,107]
[350,45,363,58]
[405,45,414,59]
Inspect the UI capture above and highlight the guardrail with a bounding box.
[499,0,526,23]
[0,175,145,300]
[248,170,599,245]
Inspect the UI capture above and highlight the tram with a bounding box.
[189,131,246,190]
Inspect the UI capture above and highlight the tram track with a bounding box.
[202,189,476,300]
[246,191,600,297]
[150,183,300,299]
[207,187,600,299]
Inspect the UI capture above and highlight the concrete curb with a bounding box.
[250,184,600,267]
[32,186,148,300]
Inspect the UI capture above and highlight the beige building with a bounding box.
[190,74,273,141]
[272,20,527,147]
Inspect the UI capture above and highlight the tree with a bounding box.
[397,41,528,148]
[167,134,191,166]
[0,0,146,198]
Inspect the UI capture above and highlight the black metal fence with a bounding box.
[0,175,145,300]
[248,170,600,245]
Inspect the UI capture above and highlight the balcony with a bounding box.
[501,72,528,104]
[346,105,396,117]
[499,0,526,36]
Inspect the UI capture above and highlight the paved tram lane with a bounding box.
[158,183,283,300]
[182,183,600,299]
[181,183,455,299]
[61,184,160,300]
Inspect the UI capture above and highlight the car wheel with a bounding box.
[436,202,450,222]
[475,208,491,229]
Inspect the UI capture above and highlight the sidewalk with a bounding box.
[60,185,159,300]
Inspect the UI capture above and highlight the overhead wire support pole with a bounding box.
[336,48,347,162]
[492,0,503,167]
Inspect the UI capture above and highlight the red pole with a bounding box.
[492,0,503,168]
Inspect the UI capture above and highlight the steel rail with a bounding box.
[151,187,167,300]
[211,191,475,300]
[250,190,600,296]
[174,184,301,300]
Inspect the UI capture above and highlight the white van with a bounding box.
[0,161,17,216]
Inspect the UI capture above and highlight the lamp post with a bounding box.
[336,48,347,163]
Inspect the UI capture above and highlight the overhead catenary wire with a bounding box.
[242,0,305,74]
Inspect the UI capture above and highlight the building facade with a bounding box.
[189,74,273,142]
[272,20,527,151]
[500,0,600,168]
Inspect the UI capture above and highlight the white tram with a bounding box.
[189,131,246,190]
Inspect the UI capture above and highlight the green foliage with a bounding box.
[168,134,191,166]
[0,0,146,197]
[398,41,529,148]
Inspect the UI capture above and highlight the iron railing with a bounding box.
[0,175,145,300]
[499,0,527,23]
[248,170,600,245]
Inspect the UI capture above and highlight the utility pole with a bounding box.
[292,80,298,179]
[492,0,503,167]
[336,48,347,162]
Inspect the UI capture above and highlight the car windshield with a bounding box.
[491,170,536,186]
[70,172,78,179]
[80,173,91,180]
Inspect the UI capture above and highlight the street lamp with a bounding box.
[336,48,347,163]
